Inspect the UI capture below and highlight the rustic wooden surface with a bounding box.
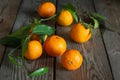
[94,0,120,80]
[56,0,113,80]
[0,0,120,80]
[0,0,55,80]
[0,0,21,64]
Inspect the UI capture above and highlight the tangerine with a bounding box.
[70,23,91,43]
[44,35,66,57]
[25,40,42,60]
[61,49,83,70]
[38,2,56,18]
[57,10,73,26]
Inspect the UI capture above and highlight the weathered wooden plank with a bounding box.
[0,0,21,63]
[0,0,56,80]
[55,0,113,80]
[94,0,120,80]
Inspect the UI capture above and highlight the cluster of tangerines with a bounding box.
[25,1,93,71]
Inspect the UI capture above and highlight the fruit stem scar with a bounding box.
[69,61,73,65]
[55,36,59,39]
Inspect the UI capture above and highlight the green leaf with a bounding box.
[29,67,49,77]
[0,23,34,47]
[63,3,76,12]
[8,47,22,66]
[90,16,99,29]
[63,3,78,22]
[83,22,94,34]
[21,35,30,63]
[32,24,55,35]
[91,12,116,32]
[8,55,20,66]
[10,23,34,39]
[0,36,21,47]
[71,11,78,23]
[83,22,94,29]
[89,27,94,35]
[91,12,106,20]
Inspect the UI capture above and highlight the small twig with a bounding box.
[39,15,57,22]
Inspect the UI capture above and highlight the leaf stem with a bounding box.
[8,45,20,56]
[8,45,22,66]
[21,35,31,65]
[39,15,56,22]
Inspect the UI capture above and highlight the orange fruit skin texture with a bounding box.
[44,35,67,57]
[61,49,83,70]
[70,23,91,43]
[38,2,56,18]
[57,10,73,26]
[25,40,42,60]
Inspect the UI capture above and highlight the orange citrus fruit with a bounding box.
[38,2,56,18]
[44,35,67,57]
[25,40,42,60]
[61,49,83,70]
[70,23,91,43]
[57,10,73,26]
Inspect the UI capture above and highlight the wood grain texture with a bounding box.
[0,0,21,64]
[55,0,113,80]
[0,0,56,80]
[94,0,120,80]
[0,0,116,80]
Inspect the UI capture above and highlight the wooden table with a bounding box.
[0,0,120,80]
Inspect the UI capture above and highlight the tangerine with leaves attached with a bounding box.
[57,10,73,26]
[70,23,91,43]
